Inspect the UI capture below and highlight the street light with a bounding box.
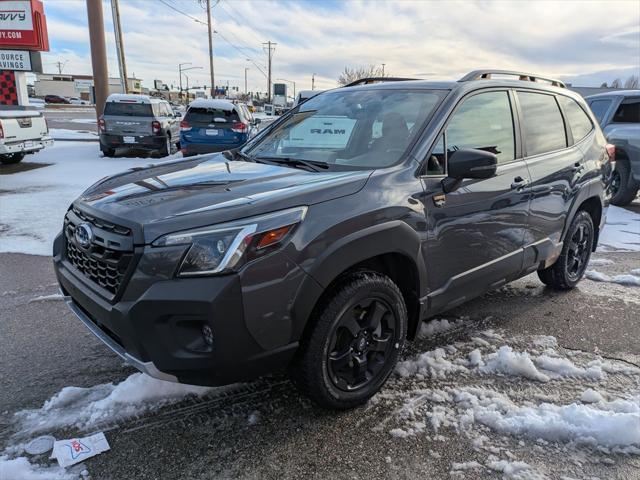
[244,67,250,95]
[276,78,296,102]
[178,63,203,103]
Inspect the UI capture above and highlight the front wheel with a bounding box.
[290,272,407,409]
[538,210,594,290]
[0,153,25,165]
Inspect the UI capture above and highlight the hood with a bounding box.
[77,154,371,243]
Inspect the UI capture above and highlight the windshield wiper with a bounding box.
[255,156,330,172]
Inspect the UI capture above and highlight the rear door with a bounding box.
[420,89,531,313]
[181,106,244,145]
[103,101,153,136]
[517,90,589,269]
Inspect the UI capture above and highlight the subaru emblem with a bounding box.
[75,223,93,248]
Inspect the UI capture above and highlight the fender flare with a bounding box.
[290,220,427,340]
[561,179,604,246]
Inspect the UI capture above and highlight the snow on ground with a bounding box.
[0,141,181,256]
[585,269,640,286]
[0,455,73,480]
[597,205,640,252]
[13,373,216,435]
[377,320,640,478]
[49,129,98,141]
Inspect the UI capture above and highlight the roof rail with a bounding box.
[342,77,417,88]
[459,70,566,88]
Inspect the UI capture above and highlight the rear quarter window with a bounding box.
[518,91,567,156]
[557,96,593,143]
[587,99,612,124]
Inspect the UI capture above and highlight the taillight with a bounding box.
[231,122,247,133]
[0,120,4,140]
[98,118,106,132]
[180,120,191,131]
[605,143,615,163]
[152,120,161,134]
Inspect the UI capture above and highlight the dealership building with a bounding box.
[33,73,143,99]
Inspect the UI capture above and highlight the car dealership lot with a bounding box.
[0,141,639,479]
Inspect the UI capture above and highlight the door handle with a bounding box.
[511,176,530,190]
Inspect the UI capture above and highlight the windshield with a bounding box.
[245,88,446,169]
[104,102,153,117]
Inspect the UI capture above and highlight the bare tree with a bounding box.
[337,65,387,86]
[624,75,639,89]
[610,78,622,89]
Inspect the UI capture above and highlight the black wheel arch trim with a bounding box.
[290,220,427,342]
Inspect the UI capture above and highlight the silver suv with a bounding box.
[99,94,181,157]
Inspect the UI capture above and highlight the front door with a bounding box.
[419,90,531,313]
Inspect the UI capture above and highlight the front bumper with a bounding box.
[53,230,303,386]
[63,293,178,382]
[0,136,53,155]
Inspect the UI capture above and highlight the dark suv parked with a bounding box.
[54,70,613,409]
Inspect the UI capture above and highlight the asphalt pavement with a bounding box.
[1,248,639,479]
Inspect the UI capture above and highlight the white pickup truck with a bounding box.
[0,107,53,165]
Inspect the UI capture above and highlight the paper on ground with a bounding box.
[51,432,110,468]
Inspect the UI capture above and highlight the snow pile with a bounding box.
[49,128,98,140]
[417,317,464,338]
[486,458,542,479]
[15,373,215,434]
[585,270,640,286]
[480,346,550,382]
[598,205,640,252]
[395,347,468,379]
[580,389,605,404]
[0,456,73,480]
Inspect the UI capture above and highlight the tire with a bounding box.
[158,134,172,157]
[538,210,594,290]
[290,272,407,410]
[610,160,639,206]
[101,147,116,158]
[0,153,25,165]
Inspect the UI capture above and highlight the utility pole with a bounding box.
[263,41,276,103]
[382,63,385,76]
[311,73,315,90]
[110,0,128,94]
[53,60,67,74]
[244,67,249,95]
[86,0,109,118]
[206,0,215,98]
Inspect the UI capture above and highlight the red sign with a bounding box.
[0,0,49,51]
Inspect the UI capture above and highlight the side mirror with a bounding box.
[442,148,497,193]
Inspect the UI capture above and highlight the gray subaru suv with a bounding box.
[99,94,181,157]
[55,70,613,409]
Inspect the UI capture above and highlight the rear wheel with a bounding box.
[158,134,173,157]
[290,272,407,409]
[610,160,639,206]
[0,153,25,165]
[101,147,116,157]
[538,210,594,290]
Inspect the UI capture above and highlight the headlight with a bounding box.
[152,206,307,276]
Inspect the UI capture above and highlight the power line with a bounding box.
[157,0,207,25]
[219,0,266,45]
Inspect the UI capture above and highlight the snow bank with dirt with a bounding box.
[0,456,73,480]
[597,205,640,252]
[14,373,216,434]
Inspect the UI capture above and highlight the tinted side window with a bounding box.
[518,92,567,156]
[612,97,640,123]
[557,96,593,143]
[445,91,515,164]
[588,99,612,124]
